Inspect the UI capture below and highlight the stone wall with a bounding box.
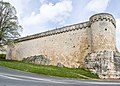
[85,51,115,79]
[7,22,91,68]
[6,13,120,79]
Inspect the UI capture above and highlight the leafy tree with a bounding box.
[0,0,22,50]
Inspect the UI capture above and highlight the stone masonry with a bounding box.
[6,13,120,79]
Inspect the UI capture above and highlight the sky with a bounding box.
[3,0,120,51]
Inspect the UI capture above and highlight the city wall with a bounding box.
[7,21,91,68]
[6,13,120,79]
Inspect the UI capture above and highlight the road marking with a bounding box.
[0,72,120,85]
[0,74,51,83]
[0,74,23,80]
[0,73,71,84]
[83,81,120,85]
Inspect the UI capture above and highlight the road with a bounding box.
[0,66,120,86]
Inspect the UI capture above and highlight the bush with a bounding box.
[0,54,6,59]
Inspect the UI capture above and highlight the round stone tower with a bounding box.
[85,13,117,79]
[89,13,116,52]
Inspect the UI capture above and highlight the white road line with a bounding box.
[0,72,120,85]
[0,74,51,83]
[72,80,120,85]
[0,74,24,81]
[83,81,120,85]
[0,73,70,84]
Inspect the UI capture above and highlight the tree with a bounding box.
[0,0,22,50]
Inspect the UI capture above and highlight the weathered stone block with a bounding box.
[22,55,51,65]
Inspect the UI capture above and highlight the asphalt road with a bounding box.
[0,66,120,86]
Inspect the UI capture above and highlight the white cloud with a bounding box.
[116,18,120,51]
[86,0,110,13]
[21,0,72,36]
[3,0,31,18]
[3,0,72,36]
[22,0,72,26]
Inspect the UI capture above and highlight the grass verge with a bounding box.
[0,60,99,79]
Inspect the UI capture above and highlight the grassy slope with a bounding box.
[0,60,99,79]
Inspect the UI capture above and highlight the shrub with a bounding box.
[0,54,6,59]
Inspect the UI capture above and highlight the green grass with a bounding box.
[0,60,99,79]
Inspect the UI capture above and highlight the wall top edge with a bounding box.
[15,21,89,42]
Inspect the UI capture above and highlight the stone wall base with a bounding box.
[85,51,120,79]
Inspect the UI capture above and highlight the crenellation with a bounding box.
[15,21,89,42]
[90,13,116,28]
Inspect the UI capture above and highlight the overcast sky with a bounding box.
[3,0,120,51]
